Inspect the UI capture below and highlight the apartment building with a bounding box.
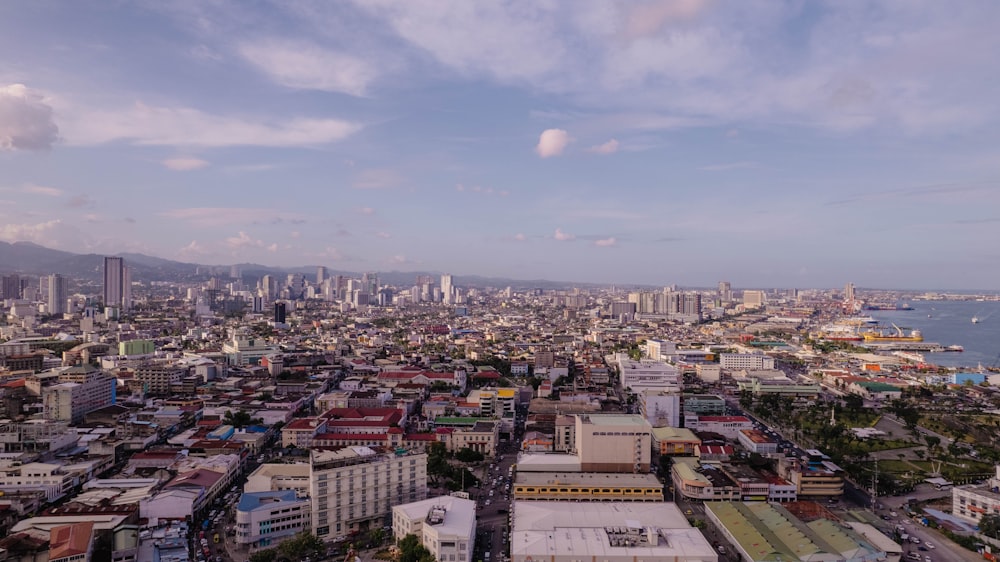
[42,366,116,423]
[309,447,427,540]
[953,465,1000,524]
[392,496,475,562]
[719,353,775,370]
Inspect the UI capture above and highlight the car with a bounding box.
[906,553,921,561]
[911,537,920,544]
[924,557,931,562]
[685,509,693,515]
[925,542,934,549]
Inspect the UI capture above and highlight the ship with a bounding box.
[862,324,923,342]
[972,316,980,324]
[864,303,915,311]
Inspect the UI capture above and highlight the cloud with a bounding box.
[317,246,345,260]
[554,228,575,241]
[290,231,301,238]
[536,128,571,158]
[163,157,210,171]
[161,207,305,227]
[238,40,376,96]
[0,219,65,244]
[624,0,710,39]
[359,206,376,215]
[387,255,419,265]
[178,240,209,259]
[21,184,64,197]
[225,231,264,249]
[514,233,527,241]
[375,231,391,239]
[594,237,618,247]
[456,183,504,196]
[353,169,402,189]
[588,138,619,154]
[58,101,362,148]
[0,84,59,150]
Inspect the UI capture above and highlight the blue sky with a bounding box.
[2,1,999,289]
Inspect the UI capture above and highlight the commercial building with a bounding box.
[509,501,717,562]
[103,256,131,311]
[309,447,427,540]
[651,427,701,456]
[574,414,651,473]
[704,502,887,562]
[776,450,844,498]
[737,429,778,455]
[512,472,663,502]
[684,415,753,440]
[682,394,726,416]
[638,389,681,428]
[391,495,475,562]
[719,353,775,370]
[42,365,116,423]
[953,465,1000,524]
[235,490,311,549]
[616,357,681,392]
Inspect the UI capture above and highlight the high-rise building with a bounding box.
[1,274,21,300]
[743,290,766,309]
[274,302,287,324]
[718,281,732,302]
[440,274,453,304]
[261,275,277,301]
[286,273,305,300]
[47,274,69,315]
[103,257,130,310]
[316,266,328,285]
[844,282,855,302]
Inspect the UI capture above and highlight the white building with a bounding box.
[510,501,717,562]
[309,447,427,540]
[643,339,676,361]
[719,353,775,370]
[392,495,476,562]
[244,463,311,498]
[615,356,681,393]
[953,465,1000,524]
[638,390,681,428]
[684,415,753,440]
[0,461,76,502]
[42,365,116,423]
[235,490,311,549]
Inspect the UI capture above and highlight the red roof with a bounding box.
[698,416,751,423]
[314,433,388,441]
[2,379,26,388]
[405,433,441,441]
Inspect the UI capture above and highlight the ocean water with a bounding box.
[866,300,1000,369]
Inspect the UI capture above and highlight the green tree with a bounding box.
[980,513,1000,538]
[249,549,277,562]
[224,409,263,428]
[844,393,864,415]
[277,532,325,560]
[455,448,485,463]
[398,533,435,562]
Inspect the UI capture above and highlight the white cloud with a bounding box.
[387,254,419,265]
[594,237,617,247]
[359,207,376,215]
[21,184,64,197]
[0,219,65,245]
[375,231,391,239]
[57,101,362,148]
[554,228,575,241]
[514,233,527,241]
[536,128,571,158]
[177,240,209,259]
[225,231,263,249]
[163,157,210,171]
[238,40,376,97]
[588,138,619,154]
[0,84,59,150]
[161,207,305,227]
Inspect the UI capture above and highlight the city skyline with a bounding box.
[2,2,1000,289]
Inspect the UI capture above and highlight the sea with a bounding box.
[866,299,1000,369]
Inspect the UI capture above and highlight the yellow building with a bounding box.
[513,472,663,502]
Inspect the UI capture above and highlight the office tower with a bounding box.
[743,290,766,309]
[274,302,287,324]
[252,296,264,313]
[718,281,732,302]
[334,275,347,299]
[440,273,453,304]
[844,282,855,302]
[361,271,378,296]
[230,265,241,279]
[316,266,328,285]
[1,274,20,299]
[103,257,128,309]
[286,273,305,299]
[47,274,68,315]
[261,275,276,300]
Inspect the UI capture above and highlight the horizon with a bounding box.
[2,3,1000,290]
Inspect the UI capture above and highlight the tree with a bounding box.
[224,409,263,428]
[249,549,277,562]
[398,533,435,562]
[844,393,864,416]
[980,514,1000,539]
[277,532,325,560]
[455,448,485,463]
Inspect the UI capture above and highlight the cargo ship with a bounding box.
[864,303,914,311]
[862,324,923,342]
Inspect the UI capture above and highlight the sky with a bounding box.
[2,1,1000,290]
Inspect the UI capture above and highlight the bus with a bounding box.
[213,533,220,544]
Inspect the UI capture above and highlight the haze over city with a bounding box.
[2,2,1000,289]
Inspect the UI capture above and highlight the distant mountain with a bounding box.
[0,241,605,289]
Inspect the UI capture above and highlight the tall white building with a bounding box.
[42,365,116,423]
[440,274,453,304]
[638,390,681,428]
[309,447,427,540]
[46,274,69,315]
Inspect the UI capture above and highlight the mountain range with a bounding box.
[0,241,601,290]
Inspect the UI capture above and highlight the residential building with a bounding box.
[953,465,1000,524]
[103,257,131,311]
[616,357,681,393]
[719,353,775,370]
[776,450,844,498]
[309,447,427,540]
[42,365,116,423]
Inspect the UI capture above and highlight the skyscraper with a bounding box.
[844,282,856,302]
[1,274,21,300]
[316,266,328,285]
[103,257,129,309]
[718,281,732,302]
[47,274,69,315]
[274,302,287,324]
[441,273,453,304]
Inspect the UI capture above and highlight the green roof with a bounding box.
[433,417,480,425]
[857,381,901,392]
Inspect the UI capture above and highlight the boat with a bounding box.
[944,345,964,352]
[972,316,980,324]
[864,303,915,311]
[862,324,923,342]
